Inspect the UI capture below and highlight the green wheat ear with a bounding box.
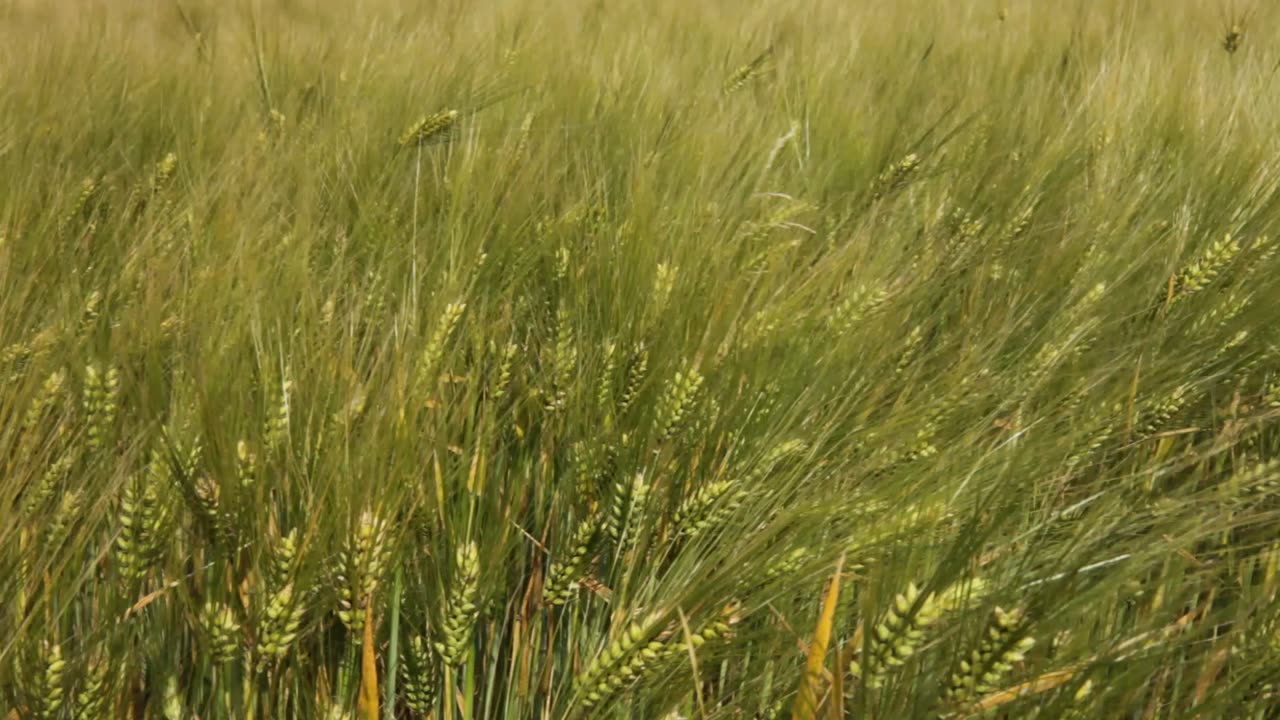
[78,290,103,336]
[22,453,73,517]
[131,151,178,214]
[894,325,925,375]
[576,605,740,712]
[192,473,234,548]
[543,510,601,606]
[399,109,459,148]
[828,284,891,336]
[760,545,810,585]
[72,654,110,720]
[723,47,773,94]
[606,472,650,551]
[264,375,292,452]
[46,490,84,547]
[650,262,678,319]
[673,479,744,540]
[402,633,440,716]
[257,581,306,667]
[1265,375,1280,410]
[82,362,120,451]
[849,581,940,689]
[941,606,1035,712]
[203,601,243,664]
[22,369,66,435]
[115,468,168,584]
[603,474,628,542]
[545,304,578,412]
[655,364,704,441]
[618,343,649,413]
[417,301,466,395]
[150,151,178,191]
[490,341,518,400]
[61,175,100,232]
[1168,233,1242,309]
[573,613,665,711]
[597,340,619,413]
[502,112,535,179]
[336,510,391,634]
[871,153,923,201]
[658,602,741,665]
[572,439,614,500]
[236,439,257,487]
[12,641,66,720]
[269,527,300,590]
[435,541,480,667]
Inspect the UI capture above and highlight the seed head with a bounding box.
[204,601,243,664]
[258,582,306,666]
[83,363,120,451]
[236,440,257,487]
[871,153,923,201]
[402,634,440,714]
[265,376,292,451]
[435,542,481,666]
[336,510,391,633]
[399,109,459,148]
[655,365,704,442]
[115,472,168,583]
[543,512,600,606]
[723,49,772,94]
[418,301,466,393]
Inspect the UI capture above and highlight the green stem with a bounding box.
[244,666,258,720]
[462,645,476,720]
[384,566,404,720]
[444,666,456,720]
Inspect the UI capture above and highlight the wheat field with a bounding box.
[3,0,1280,718]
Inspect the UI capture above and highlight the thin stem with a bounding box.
[463,648,476,720]
[444,666,455,720]
[412,144,422,317]
[384,566,404,720]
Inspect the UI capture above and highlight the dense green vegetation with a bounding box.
[3,1,1280,717]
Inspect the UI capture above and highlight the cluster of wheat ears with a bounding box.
[3,0,1280,718]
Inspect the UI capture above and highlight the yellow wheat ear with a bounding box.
[791,554,844,720]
